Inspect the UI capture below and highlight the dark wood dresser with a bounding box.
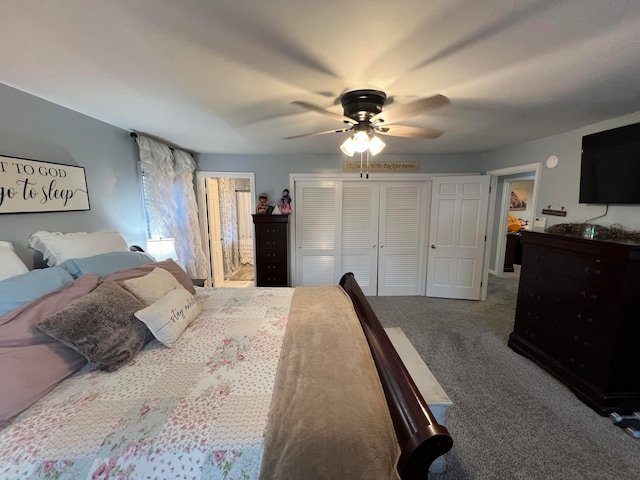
[508,231,640,415]
[252,214,289,287]
[504,233,522,272]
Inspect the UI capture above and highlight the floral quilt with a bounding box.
[0,287,294,480]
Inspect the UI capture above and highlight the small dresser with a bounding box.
[252,214,289,287]
[508,231,640,415]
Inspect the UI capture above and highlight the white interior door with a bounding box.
[295,181,342,286]
[426,175,490,299]
[206,178,225,287]
[341,182,380,296]
[378,182,426,296]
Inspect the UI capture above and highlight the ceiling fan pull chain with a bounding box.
[366,150,370,179]
[360,151,363,178]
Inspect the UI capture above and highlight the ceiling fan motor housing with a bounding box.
[341,89,387,123]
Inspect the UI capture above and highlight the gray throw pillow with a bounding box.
[37,280,148,372]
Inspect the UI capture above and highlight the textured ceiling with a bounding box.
[2,0,640,155]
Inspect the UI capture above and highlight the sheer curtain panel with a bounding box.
[173,149,209,278]
[136,135,179,241]
[135,135,209,279]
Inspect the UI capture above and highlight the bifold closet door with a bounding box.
[377,182,426,296]
[295,181,342,286]
[341,181,425,296]
[341,182,380,296]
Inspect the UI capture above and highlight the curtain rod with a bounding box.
[129,131,196,156]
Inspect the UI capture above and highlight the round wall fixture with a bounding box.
[546,155,559,168]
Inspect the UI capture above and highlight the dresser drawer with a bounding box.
[524,245,622,288]
[558,344,607,387]
[257,236,286,251]
[512,311,555,353]
[255,223,287,238]
[520,266,621,313]
[256,248,287,262]
[257,269,288,287]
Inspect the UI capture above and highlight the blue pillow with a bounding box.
[0,267,74,317]
[60,251,156,278]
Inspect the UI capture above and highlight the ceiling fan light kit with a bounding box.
[287,88,449,158]
[339,132,386,157]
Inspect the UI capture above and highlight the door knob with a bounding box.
[431,245,436,249]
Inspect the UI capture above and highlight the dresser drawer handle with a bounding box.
[581,290,598,300]
[569,357,585,367]
[534,254,546,262]
[584,267,601,276]
[576,313,594,324]
[532,274,543,282]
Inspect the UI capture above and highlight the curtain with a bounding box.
[136,136,178,240]
[136,135,210,279]
[218,178,240,278]
[173,149,209,278]
[236,191,254,265]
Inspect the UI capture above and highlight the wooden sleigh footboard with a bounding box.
[340,273,453,480]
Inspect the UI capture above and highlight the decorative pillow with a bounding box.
[0,266,75,317]
[37,281,147,372]
[60,251,156,278]
[122,267,182,306]
[27,230,129,267]
[0,274,99,427]
[0,241,29,281]
[103,258,195,294]
[134,287,202,347]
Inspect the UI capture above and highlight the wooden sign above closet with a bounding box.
[342,161,419,173]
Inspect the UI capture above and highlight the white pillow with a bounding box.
[28,231,129,267]
[134,287,202,347]
[122,267,181,306]
[0,241,29,281]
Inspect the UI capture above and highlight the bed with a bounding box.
[0,232,452,479]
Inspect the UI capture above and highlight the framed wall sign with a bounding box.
[0,156,90,214]
[342,160,419,172]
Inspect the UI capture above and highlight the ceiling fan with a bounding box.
[284,89,450,155]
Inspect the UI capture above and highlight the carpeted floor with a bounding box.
[367,272,640,480]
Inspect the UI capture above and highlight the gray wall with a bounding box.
[0,83,146,268]
[481,111,640,231]
[5,77,640,272]
[197,152,483,203]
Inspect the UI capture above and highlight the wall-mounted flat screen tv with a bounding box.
[579,122,640,204]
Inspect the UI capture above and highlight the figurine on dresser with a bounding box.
[279,189,292,215]
[256,193,269,215]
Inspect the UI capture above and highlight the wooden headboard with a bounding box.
[339,272,453,479]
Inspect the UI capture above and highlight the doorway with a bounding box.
[486,163,541,277]
[196,172,256,287]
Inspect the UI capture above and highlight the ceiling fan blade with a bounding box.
[375,125,444,139]
[291,101,358,125]
[283,127,351,140]
[370,94,449,125]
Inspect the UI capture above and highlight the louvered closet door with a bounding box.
[295,181,342,285]
[378,182,426,296]
[341,182,380,296]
